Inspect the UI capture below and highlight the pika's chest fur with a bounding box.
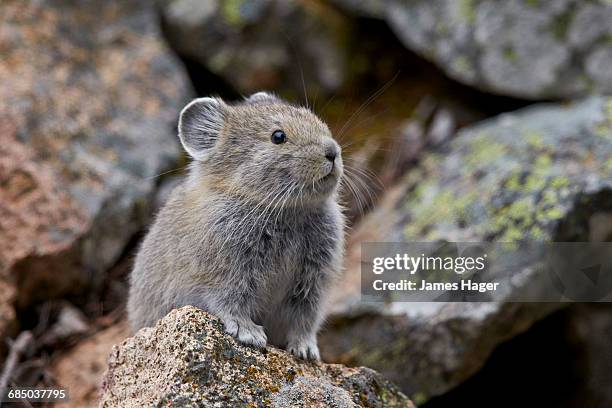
[177,190,343,289]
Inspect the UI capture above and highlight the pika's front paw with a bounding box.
[222,317,267,349]
[287,337,320,361]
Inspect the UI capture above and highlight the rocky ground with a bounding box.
[0,0,611,407]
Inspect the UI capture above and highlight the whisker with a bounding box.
[337,71,400,141]
[344,168,377,206]
[145,165,188,180]
[318,94,336,117]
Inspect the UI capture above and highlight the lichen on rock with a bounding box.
[100,306,413,407]
[331,0,612,99]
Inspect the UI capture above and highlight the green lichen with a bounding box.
[524,173,547,192]
[503,46,518,63]
[530,225,545,240]
[524,130,546,150]
[221,0,247,26]
[550,10,573,41]
[492,172,573,242]
[550,176,570,190]
[404,187,478,239]
[464,134,507,170]
[593,98,612,138]
[604,158,612,173]
[533,154,553,172]
[459,0,477,23]
[490,197,536,242]
[452,56,473,75]
[594,123,612,138]
[605,98,612,120]
[412,392,428,406]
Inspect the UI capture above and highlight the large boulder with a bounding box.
[100,306,413,407]
[159,0,350,97]
[0,0,191,343]
[331,0,612,99]
[321,97,612,403]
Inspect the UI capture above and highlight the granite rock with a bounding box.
[159,0,350,97]
[100,306,413,407]
[332,0,612,99]
[0,0,191,343]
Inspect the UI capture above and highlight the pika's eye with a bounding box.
[271,130,286,144]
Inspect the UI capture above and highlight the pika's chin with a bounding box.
[314,172,341,198]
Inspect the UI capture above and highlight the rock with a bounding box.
[50,321,129,408]
[38,302,89,347]
[100,306,413,407]
[321,97,612,403]
[160,0,350,96]
[0,280,16,354]
[0,0,191,341]
[331,0,612,99]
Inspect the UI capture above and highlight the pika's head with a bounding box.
[178,92,342,205]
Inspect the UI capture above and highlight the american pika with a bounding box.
[128,92,344,360]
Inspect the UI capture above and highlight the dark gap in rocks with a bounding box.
[422,307,583,408]
[157,11,240,100]
[179,55,241,99]
[338,17,535,122]
[554,189,612,242]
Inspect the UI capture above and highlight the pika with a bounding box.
[128,92,344,360]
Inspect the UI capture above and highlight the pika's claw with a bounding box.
[222,317,267,349]
[287,337,320,361]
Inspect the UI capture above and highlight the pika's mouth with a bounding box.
[317,166,336,181]
[315,168,339,187]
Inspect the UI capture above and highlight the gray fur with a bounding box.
[128,92,345,360]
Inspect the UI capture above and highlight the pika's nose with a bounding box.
[325,148,337,163]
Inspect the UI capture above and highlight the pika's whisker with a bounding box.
[146,165,188,180]
[337,71,399,141]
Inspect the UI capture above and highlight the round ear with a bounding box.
[178,97,227,160]
[246,91,280,104]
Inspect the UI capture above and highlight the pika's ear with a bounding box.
[178,97,227,160]
[246,91,280,104]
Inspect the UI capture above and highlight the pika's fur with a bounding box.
[128,92,344,360]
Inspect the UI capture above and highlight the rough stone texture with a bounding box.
[331,0,612,99]
[50,321,129,408]
[322,97,612,404]
[0,0,191,341]
[100,306,413,407]
[160,0,350,96]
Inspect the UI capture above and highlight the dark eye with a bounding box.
[271,130,286,144]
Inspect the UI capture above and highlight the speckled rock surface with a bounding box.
[322,97,612,403]
[159,0,350,96]
[0,0,190,341]
[331,0,612,99]
[100,307,413,407]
